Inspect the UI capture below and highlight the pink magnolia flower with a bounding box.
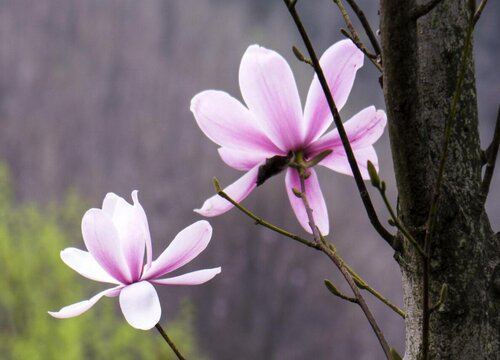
[49,191,221,330]
[191,40,386,235]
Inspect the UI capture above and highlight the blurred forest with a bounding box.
[0,0,498,359]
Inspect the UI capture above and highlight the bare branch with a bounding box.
[343,0,382,56]
[334,0,382,72]
[473,0,489,25]
[297,169,392,359]
[283,1,396,248]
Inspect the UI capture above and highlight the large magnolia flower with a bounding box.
[191,40,386,235]
[49,191,221,330]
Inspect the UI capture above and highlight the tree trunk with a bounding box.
[380,0,500,359]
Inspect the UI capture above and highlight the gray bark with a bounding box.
[380,0,500,359]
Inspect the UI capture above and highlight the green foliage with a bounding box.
[0,164,206,360]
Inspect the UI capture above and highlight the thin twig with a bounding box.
[155,323,186,360]
[215,187,320,250]
[473,0,489,25]
[377,182,426,257]
[325,279,358,303]
[343,0,382,56]
[283,0,395,248]
[341,258,406,318]
[481,105,500,199]
[411,0,444,20]
[296,168,392,359]
[217,184,405,318]
[333,0,382,72]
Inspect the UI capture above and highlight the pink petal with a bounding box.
[143,220,213,280]
[119,281,161,330]
[131,191,153,270]
[308,106,387,154]
[303,40,364,144]
[218,147,269,171]
[81,209,132,284]
[60,248,120,284]
[239,45,304,151]
[100,192,148,281]
[48,286,122,319]
[194,164,260,217]
[319,146,378,179]
[152,267,221,286]
[285,168,329,235]
[191,90,281,153]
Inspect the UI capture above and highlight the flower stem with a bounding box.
[296,168,392,359]
[155,323,186,360]
[283,0,395,247]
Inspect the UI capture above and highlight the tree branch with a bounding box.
[481,105,500,199]
[295,168,392,359]
[213,177,320,250]
[283,0,396,248]
[343,0,382,57]
[333,0,382,72]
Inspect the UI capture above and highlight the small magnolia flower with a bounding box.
[191,40,386,235]
[49,191,221,330]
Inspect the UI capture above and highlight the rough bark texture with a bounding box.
[380,0,500,359]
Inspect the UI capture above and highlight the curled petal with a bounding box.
[308,106,387,154]
[60,248,120,284]
[239,45,304,151]
[119,281,161,330]
[191,90,280,153]
[81,209,131,284]
[194,164,260,217]
[303,40,364,144]
[218,147,269,171]
[152,267,221,286]
[319,146,378,179]
[143,220,213,280]
[285,168,329,235]
[48,286,122,319]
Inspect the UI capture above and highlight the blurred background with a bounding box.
[0,0,498,359]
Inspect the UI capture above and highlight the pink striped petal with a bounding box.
[239,45,303,151]
[152,267,221,286]
[218,147,269,171]
[191,90,281,153]
[143,220,212,280]
[285,168,329,235]
[194,164,260,217]
[101,192,147,281]
[303,40,364,144]
[308,106,387,154]
[48,286,122,319]
[119,281,161,330]
[319,146,378,179]
[60,248,120,284]
[81,209,132,284]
